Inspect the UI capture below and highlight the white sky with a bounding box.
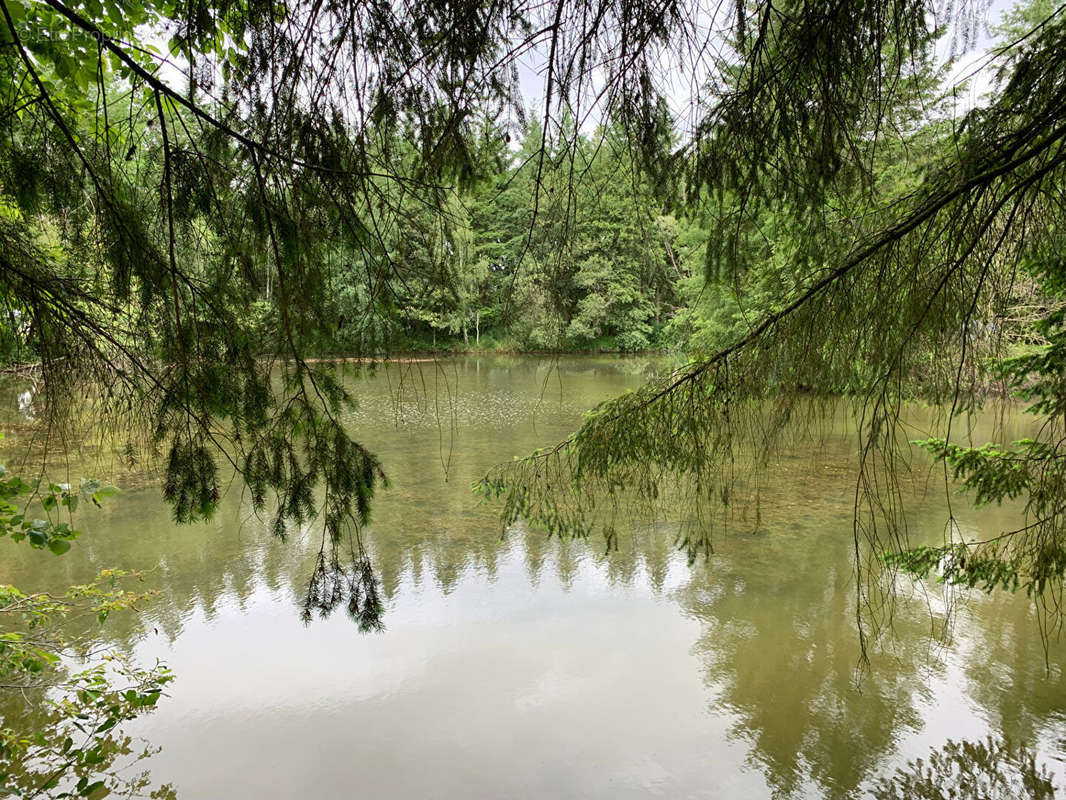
[141,0,1026,139]
[938,0,1019,112]
[507,0,1023,137]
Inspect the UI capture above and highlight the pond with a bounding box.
[1,355,1064,798]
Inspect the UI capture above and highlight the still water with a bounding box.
[2,355,1065,798]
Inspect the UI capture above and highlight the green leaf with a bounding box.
[48,539,71,555]
[79,779,105,797]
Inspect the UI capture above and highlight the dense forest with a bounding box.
[279,118,701,355]
[0,111,729,358]
[4,0,1066,796]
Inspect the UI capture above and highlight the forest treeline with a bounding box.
[291,119,701,355]
[0,20,1016,363]
[0,104,965,360]
[0,115,722,359]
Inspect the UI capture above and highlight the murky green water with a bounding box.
[2,355,1064,798]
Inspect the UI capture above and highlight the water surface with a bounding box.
[1,355,1064,798]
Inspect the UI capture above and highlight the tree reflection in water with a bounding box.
[871,737,1056,799]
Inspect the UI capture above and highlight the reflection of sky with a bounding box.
[119,531,1066,800]
[125,543,769,800]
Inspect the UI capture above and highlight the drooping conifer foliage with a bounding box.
[478,0,1066,637]
[2,0,1066,629]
